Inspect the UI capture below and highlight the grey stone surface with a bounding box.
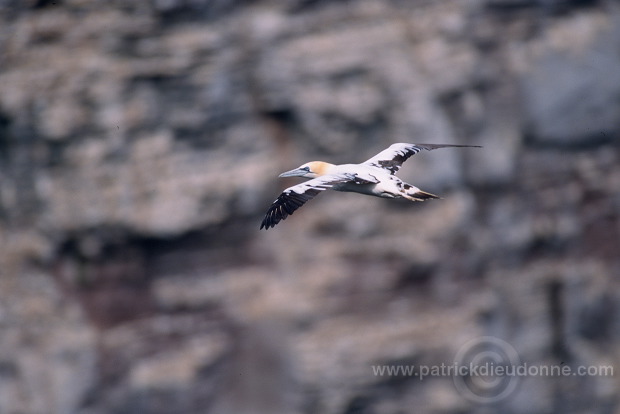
[0,1,619,413]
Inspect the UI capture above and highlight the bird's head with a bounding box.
[279,161,331,179]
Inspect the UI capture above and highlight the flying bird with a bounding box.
[260,143,481,229]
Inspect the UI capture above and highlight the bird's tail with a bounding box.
[400,186,440,202]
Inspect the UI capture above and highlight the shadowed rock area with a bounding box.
[1,1,619,413]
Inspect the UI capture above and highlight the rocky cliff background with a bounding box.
[1,1,619,413]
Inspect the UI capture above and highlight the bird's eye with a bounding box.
[302,166,310,172]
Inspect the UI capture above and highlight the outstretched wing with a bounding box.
[363,143,482,175]
[260,175,350,230]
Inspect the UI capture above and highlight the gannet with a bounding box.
[260,143,481,229]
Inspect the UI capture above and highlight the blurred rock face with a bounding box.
[1,1,619,413]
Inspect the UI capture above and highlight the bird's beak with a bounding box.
[279,168,307,178]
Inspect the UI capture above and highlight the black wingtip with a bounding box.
[260,217,272,230]
[259,220,273,230]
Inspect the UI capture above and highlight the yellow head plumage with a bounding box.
[279,161,335,179]
[305,161,332,177]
